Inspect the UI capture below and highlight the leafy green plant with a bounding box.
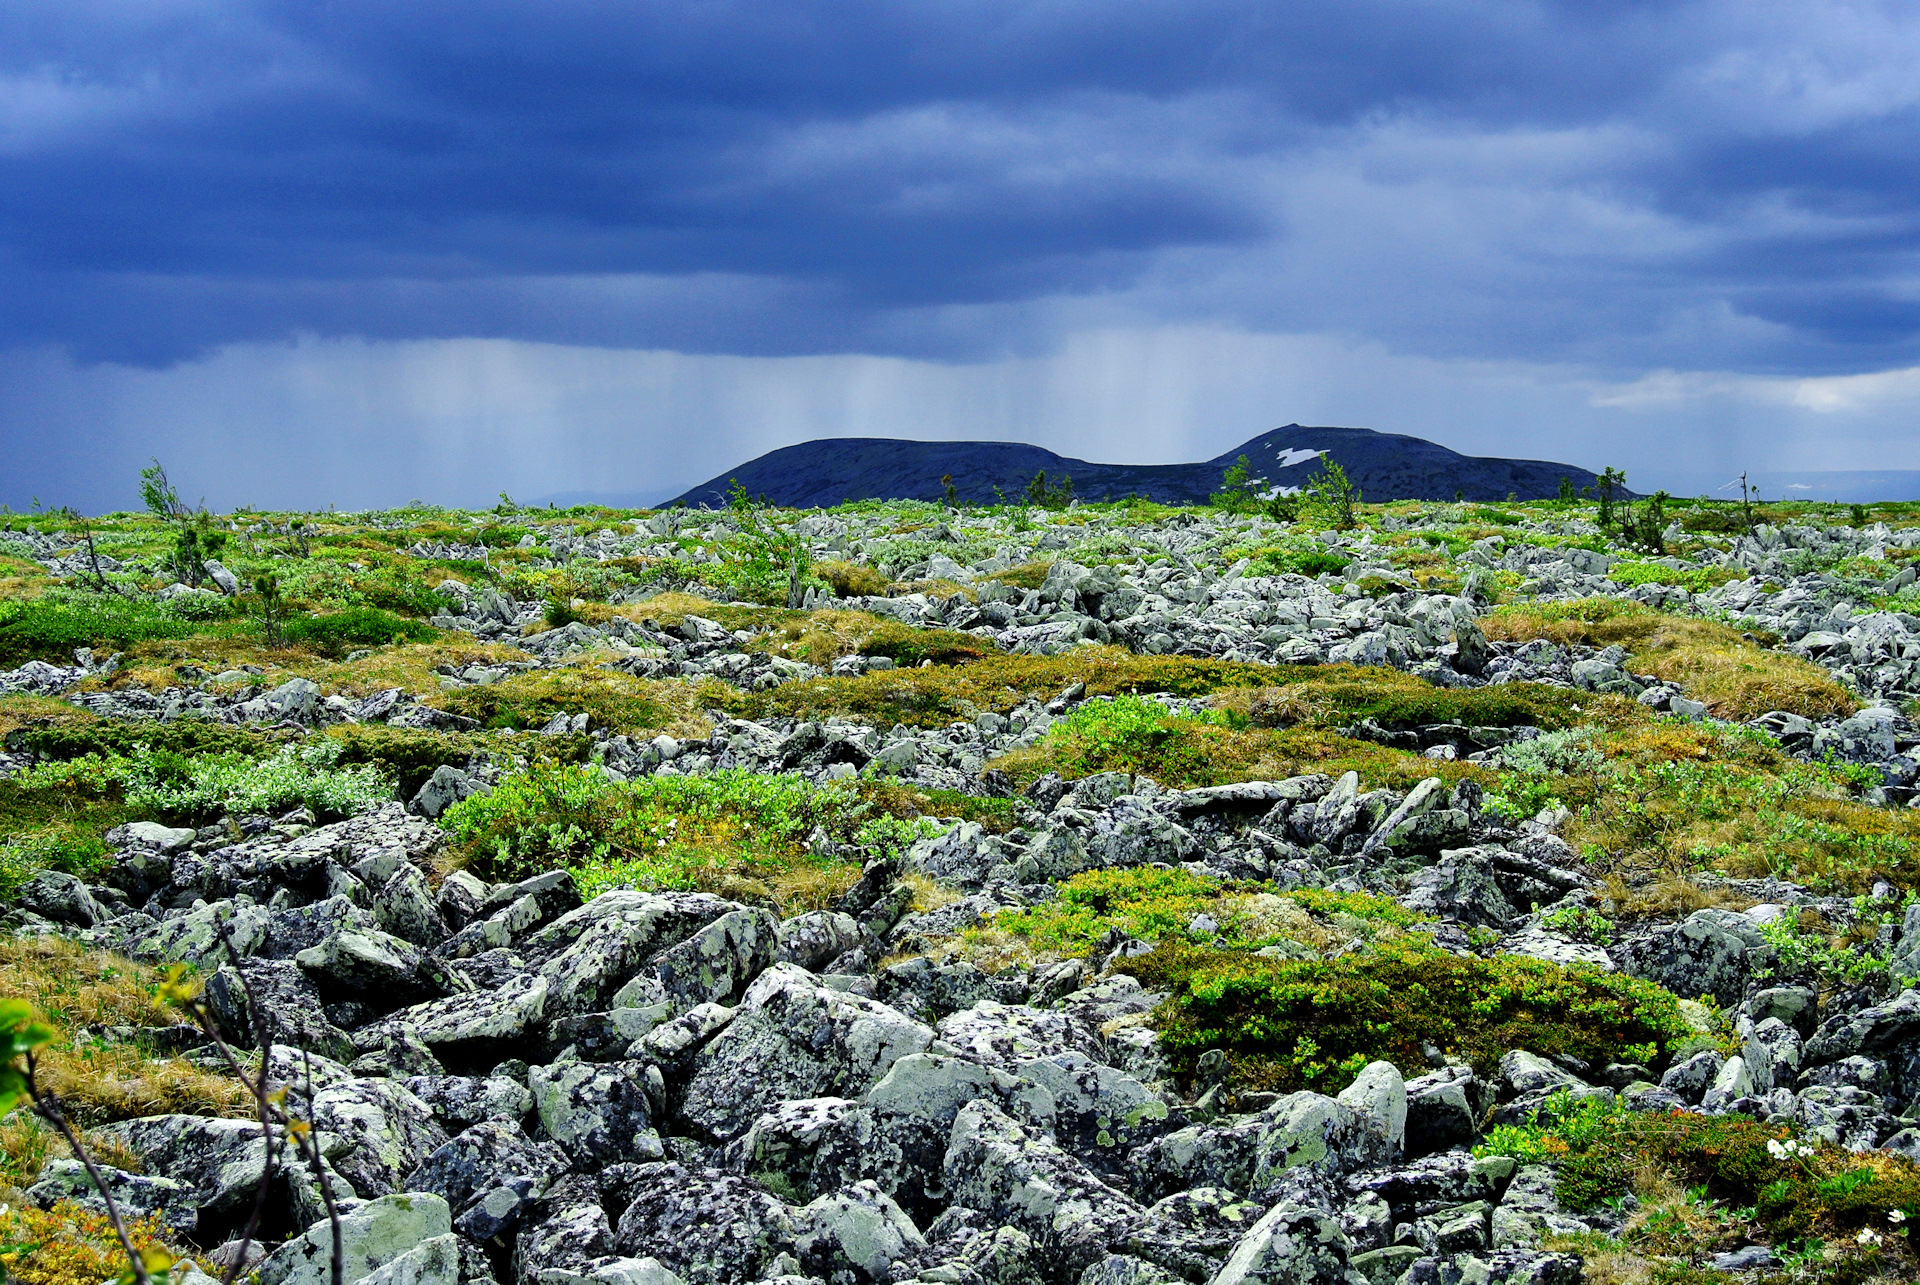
[978,867,1421,958]
[1022,695,1235,782]
[440,762,921,907]
[1211,455,1260,514]
[281,606,437,656]
[1130,936,1693,1093]
[18,740,393,823]
[1244,542,1350,578]
[0,593,196,666]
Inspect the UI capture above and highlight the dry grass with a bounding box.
[814,560,891,598]
[434,660,715,737]
[84,635,530,699]
[0,554,53,601]
[0,694,94,741]
[1484,599,1855,720]
[1600,873,1756,921]
[901,871,962,914]
[0,939,252,1127]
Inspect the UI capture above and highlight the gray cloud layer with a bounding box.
[6,1,1920,507]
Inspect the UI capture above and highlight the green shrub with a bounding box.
[1245,544,1350,577]
[19,740,394,823]
[5,717,290,764]
[1607,560,1743,594]
[980,867,1422,958]
[281,607,437,656]
[857,621,993,666]
[436,667,677,733]
[1479,1090,1920,1254]
[440,763,927,906]
[0,593,195,665]
[1130,937,1692,1093]
[1016,695,1236,783]
[324,724,587,796]
[0,830,109,902]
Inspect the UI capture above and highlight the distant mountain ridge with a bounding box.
[668,425,1607,508]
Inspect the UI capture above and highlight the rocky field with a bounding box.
[8,480,1920,1285]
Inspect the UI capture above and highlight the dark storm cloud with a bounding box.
[1,0,1919,369]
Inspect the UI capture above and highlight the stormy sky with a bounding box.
[6,1,1920,510]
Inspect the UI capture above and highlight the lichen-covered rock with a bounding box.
[402,1074,538,1132]
[297,927,465,1009]
[26,1158,199,1237]
[527,891,734,1018]
[679,965,932,1141]
[1014,1051,1170,1174]
[1621,909,1775,1010]
[361,972,550,1068]
[311,1078,453,1199]
[1207,1197,1356,1285]
[649,907,778,1015]
[259,1191,454,1285]
[941,1099,1142,1281]
[96,1114,274,1229]
[530,1059,664,1165]
[935,1002,1105,1070]
[205,956,356,1061]
[614,1163,802,1285]
[516,1174,620,1285]
[794,1180,926,1284]
[404,1118,566,1241]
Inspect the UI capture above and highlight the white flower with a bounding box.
[1768,1139,1792,1160]
[1858,1228,1883,1246]
[1892,1209,1909,1224]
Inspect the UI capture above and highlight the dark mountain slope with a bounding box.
[669,424,1605,507]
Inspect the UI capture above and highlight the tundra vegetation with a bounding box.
[6,472,1920,1283]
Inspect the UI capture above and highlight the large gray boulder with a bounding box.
[258,1192,454,1285]
[95,1114,273,1226]
[528,891,733,1018]
[1621,909,1774,1009]
[308,1078,451,1199]
[529,1059,664,1165]
[941,1099,1142,1281]
[678,965,932,1141]
[794,1180,926,1284]
[613,1163,802,1285]
[15,869,108,927]
[404,1118,566,1241]
[1208,1198,1357,1285]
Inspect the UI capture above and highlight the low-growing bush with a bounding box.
[281,606,438,656]
[0,1202,179,1285]
[5,715,292,764]
[324,723,587,796]
[0,593,196,666]
[1244,544,1350,578]
[1606,559,1745,594]
[1484,599,1853,720]
[1480,1090,1920,1264]
[1130,937,1693,1093]
[18,739,394,823]
[975,867,1422,960]
[436,665,686,734]
[1219,670,1591,732]
[984,561,1053,591]
[440,763,935,911]
[723,646,1291,727]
